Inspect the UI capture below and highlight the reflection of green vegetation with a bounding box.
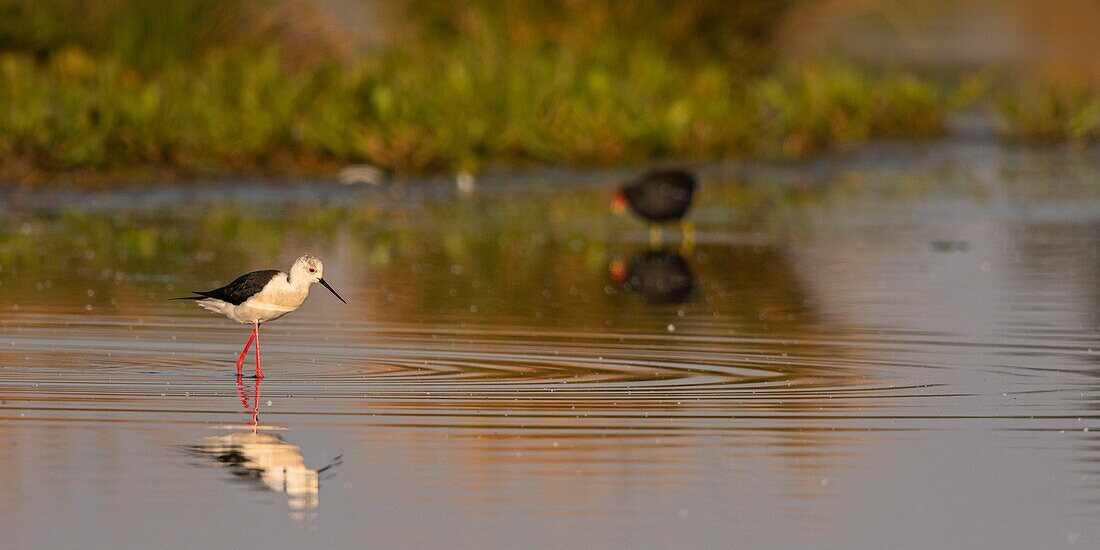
[0,171,1007,330]
[0,181,819,298]
[0,166,996,292]
[997,81,1100,144]
[0,0,951,186]
[0,185,828,338]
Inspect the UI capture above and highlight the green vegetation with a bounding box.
[0,51,947,183]
[0,0,950,186]
[996,81,1100,145]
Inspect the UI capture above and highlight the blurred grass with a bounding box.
[996,80,1100,145]
[0,0,953,186]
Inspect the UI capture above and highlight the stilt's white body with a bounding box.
[198,272,310,324]
[184,255,343,378]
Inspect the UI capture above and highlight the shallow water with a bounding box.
[4,143,1100,548]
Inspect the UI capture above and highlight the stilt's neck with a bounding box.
[286,273,310,290]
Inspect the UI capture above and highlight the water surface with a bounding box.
[3,143,1100,548]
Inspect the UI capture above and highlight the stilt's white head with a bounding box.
[290,255,347,304]
[290,255,324,283]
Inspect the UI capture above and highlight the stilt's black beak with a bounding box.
[319,278,347,304]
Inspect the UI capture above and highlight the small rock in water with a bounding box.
[667,324,676,333]
[338,164,385,185]
[456,171,476,196]
[930,240,970,252]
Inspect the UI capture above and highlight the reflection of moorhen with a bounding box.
[613,250,694,304]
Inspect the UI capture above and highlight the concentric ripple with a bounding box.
[0,309,945,424]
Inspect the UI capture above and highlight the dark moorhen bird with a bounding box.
[610,249,694,304]
[612,169,697,245]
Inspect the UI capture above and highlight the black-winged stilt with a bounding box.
[174,255,346,378]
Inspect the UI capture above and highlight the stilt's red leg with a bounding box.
[236,327,256,376]
[237,374,261,430]
[250,376,261,431]
[237,374,249,409]
[254,321,264,379]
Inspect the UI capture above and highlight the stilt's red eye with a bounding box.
[309,268,316,273]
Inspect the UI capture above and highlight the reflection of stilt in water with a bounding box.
[186,377,340,521]
[237,375,260,430]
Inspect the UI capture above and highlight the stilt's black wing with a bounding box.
[188,269,283,305]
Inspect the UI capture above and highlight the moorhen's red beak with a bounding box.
[609,259,627,283]
[611,190,627,214]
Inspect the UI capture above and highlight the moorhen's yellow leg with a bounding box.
[680,220,696,253]
[649,225,663,248]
